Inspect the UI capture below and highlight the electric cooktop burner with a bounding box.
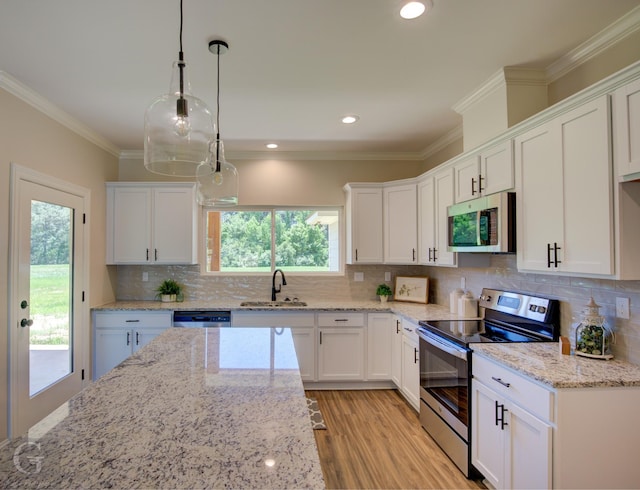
[418,288,560,347]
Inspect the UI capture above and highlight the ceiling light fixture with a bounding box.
[342,115,359,124]
[400,1,430,19]
[196,40,239,207]
[144,0,215,176]
[266,143,278,149]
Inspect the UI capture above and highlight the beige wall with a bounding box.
[119,156,424,206]
[0,89,119,440]
[548,29,640,105]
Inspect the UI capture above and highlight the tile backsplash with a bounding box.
[115,254,640,365]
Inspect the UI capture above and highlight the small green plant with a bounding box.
[376,284,392,296]
[156,278,182,296]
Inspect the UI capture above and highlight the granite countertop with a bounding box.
[0,328,325,489]
[472,342,640,389]
[92,299,467,325]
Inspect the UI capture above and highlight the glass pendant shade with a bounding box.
[144,59,215,176]
[196,138,239,206]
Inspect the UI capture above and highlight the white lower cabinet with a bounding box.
[318,327,365,381]
[93,311,172,380]
[231,311,316,381]
[290,327,316,381]
[390,315,403,387]
[400,319,420,410]
[472,352,640,489]
[472,377,551,490]
[367,313,393,380]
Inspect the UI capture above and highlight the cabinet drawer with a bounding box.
[401,318,419,344]
[472,354,554,422]
[232,311,315,327]
[94,311,172,328]
[317,312,365,327]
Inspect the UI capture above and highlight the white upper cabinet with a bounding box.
[454,140,514,203]
[515,95,614,276]
[614,77,640,179]
[383,181,417,264]
[344,183,383,264]
[106,182,198,265]
[418,168,456,267]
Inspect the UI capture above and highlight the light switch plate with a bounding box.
[354,272,364,282]
[385,272,391,281]
[616,297,630,319]
[142,271,149,282]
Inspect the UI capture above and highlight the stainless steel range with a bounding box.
[417,288,559,478]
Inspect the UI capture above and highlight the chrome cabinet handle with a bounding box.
[491,376,511,388]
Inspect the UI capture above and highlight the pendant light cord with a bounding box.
[215,43,221,171]
[178,0,185,101]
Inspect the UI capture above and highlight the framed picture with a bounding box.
[394,276,429,304]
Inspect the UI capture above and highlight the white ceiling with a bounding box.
[1,0,640,159]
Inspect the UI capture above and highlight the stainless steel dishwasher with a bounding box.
[172,311,231,328]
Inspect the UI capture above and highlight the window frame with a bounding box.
[200,205,345,276]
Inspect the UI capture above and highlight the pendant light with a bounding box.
[144,0,215,177]
[196,40,239,206]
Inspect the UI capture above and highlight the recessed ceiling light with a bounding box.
[342,115,359,124]
[266,143,278,149]
[400,1,431,20]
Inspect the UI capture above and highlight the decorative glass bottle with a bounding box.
[575,297,614,360]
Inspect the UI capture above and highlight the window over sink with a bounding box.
[203,208,342,274]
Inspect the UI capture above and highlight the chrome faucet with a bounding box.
[271,269,287,301]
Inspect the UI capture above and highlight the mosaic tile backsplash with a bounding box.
[115,254,640,365]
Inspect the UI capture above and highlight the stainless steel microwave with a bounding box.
[447,191,515,253]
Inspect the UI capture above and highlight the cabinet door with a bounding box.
[366,313,392,380]
[481,140,514,196]
[109,187,151,264]
[400,335,420,410]
[291,327,316,381]
[345,186,383,264]
[153,186,197,264]
[559,96,613,275]
[471,380,505,489]
[417,176,436,264]
[391,316,402,387]
[453,155,481,203]
[384,183,417,264]
[94,328,133,380]
[507,402,552,490]
[132,327,169,353]
[515,122,563,272]
[434,168,456,266]
[614,77,640,177]
[317,328,365,381]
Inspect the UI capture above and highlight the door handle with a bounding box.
[20,318,33,328]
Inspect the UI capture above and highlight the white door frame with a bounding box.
[8,163,91,438]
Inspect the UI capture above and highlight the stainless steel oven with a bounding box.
[417,288,559,478]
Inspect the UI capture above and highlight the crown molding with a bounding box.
[0,71,120,157]
[119,148,426,162]
[419,124,463,160]
[546,5,640,82]
[452,67,547,115]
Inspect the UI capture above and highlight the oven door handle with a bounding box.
[418,329,468,360]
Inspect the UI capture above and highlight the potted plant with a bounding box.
[376,283,393,303]
[156,278,182,303]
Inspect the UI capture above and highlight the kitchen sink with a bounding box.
[240,301,308,307]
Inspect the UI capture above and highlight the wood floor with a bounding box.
[305,389,486,490]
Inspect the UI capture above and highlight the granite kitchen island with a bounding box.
[0,328,325,489]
